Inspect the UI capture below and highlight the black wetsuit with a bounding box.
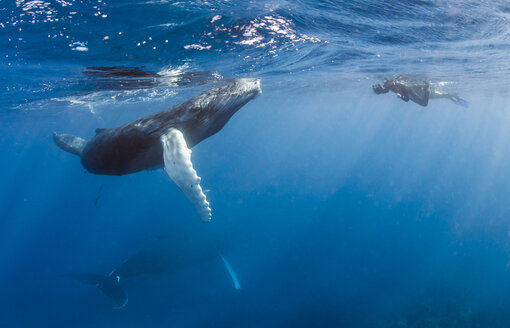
[373,79,430,107]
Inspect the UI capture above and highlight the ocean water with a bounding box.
[2,0,510,327]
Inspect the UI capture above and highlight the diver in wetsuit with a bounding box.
[372,77,468,107]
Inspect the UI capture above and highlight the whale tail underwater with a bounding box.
[68,272,128,309]
[53,78,261,221]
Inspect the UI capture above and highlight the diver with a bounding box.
[372,76,468,107]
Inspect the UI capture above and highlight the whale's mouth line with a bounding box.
[221,78,262,109]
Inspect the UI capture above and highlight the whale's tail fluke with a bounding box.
[53,133,88,156]
[68,272,128,309]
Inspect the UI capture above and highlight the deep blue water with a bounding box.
[3,1,510,327]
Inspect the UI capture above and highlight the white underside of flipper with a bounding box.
[161,128,212,222]
[219,253,241,290]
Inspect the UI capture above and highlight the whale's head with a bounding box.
[215,78,261,109]
[202,78,261,122]
[183,78,261,145]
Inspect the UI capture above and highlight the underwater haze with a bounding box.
[2,0,510,327]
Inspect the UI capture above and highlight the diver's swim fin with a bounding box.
[449,95,469,108]
[68,272,128,309]
[452,97,469,108]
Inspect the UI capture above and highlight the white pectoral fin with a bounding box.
[161,128,212,222]
[219,253,241,290]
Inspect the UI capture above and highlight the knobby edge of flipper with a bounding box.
[161,128,212,222]
[53,132,88,156]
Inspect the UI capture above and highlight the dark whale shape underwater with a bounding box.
[69,232,240,308]
[54,78,261,221]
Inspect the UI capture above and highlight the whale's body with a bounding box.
[54,79,261,220]
[80,78,260,175]
[69,232,240,308]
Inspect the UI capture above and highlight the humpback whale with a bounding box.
[69,233,240,308]
[54,78,261,220]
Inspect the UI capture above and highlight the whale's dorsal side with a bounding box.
[95,128,108,135]
[161,128,212,222]
[53,133,88,156]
